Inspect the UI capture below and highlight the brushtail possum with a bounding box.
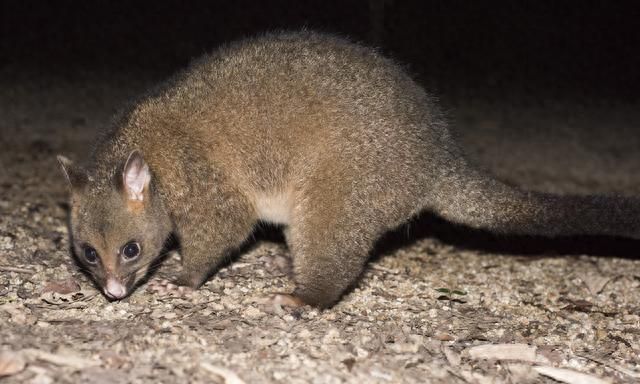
[58,31,639,307]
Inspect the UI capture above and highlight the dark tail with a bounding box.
[430,159,640,239]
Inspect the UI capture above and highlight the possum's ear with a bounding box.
[122,150,150,202]
[57,155,88,190]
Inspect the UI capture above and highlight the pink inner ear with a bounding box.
[124,155,150,201]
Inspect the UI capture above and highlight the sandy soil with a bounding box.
[0,71,639,383]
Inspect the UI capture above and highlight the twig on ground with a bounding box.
[0,266,35,274]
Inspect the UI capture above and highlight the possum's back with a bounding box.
[168,31,444,149]
[123,31,451,197]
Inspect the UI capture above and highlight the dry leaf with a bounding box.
[579,273,611,295]
[466,343,537,362]
[42,279,80,294]
[40,289,97,307]
[0,351,26,377]
[534,366,611,384]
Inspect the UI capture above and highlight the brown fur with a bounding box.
[59,31,640,307]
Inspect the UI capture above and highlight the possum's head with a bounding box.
[57,150,172,300]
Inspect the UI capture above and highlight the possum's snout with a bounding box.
[104,278,127,299]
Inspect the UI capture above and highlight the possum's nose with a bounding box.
[104,278,127,299]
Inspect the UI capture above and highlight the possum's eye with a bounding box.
[83,246,98,264]
[122,241,141,260]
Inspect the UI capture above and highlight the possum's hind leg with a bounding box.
[285,178,384,308]
[287,215,374,307]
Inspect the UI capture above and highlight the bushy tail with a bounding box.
[430,159,640,239]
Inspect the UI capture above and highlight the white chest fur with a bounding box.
[254,191,292,225]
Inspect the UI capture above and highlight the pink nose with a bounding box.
[104,278,127,299]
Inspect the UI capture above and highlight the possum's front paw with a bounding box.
[268,293,306,308]
[173,272,205,290]
[147,278,194,297]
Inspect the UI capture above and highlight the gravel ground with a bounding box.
[1,71,639,384]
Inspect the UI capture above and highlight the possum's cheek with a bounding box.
[125,274,140,292]
[133,259,155,281]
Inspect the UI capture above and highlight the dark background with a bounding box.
[1,1,639,101]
